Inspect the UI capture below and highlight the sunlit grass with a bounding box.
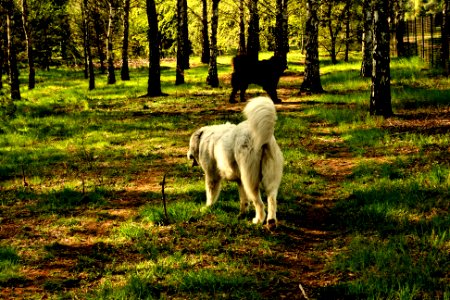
[1,51,449,299]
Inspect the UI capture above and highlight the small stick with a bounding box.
[161,173,168,222]
[21,164,28,187]
[299,283,309,300]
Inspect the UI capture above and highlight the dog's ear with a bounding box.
[188,128,204,165]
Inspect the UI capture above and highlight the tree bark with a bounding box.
[146,0,163,96]
[238,0,246,55]
[394,0,406,57]
[84,0,95,90]
[121,0,131,80]
[0,14,5,90]
[21,0,35,90]
[182,0,189,69]
[93,8,106,75]
[176,0,185,85]
[442,0,449,76]
[207,0,220,87]
[6,0,21,100]
[107,1,116,85]
[370,0,392,117]
[344,0,351,62]
[360,0,373,77]
[201,0,210,63]
[274,0,289,62]
[300,0,323,93]
[247,0,259,62]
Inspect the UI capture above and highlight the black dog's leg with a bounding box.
[229,74,238,103]
[264,85,281,103]
[239,83,248,102]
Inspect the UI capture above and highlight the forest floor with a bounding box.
[1,56,449,299]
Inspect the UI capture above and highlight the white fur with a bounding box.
[187,97,283,225]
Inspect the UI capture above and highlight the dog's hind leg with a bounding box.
[237,182,250,219]
[205,175,221,207]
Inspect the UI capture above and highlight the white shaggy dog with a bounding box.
[187,97,283,227]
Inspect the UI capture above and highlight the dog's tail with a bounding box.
[243,97,277,148]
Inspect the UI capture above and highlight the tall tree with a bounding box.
[394,0,406,57]
[146,0,163,96]
[300,0,323,93]
[442,0,449,76]
[21,0,35,90]
[83,0,95,90]
[176,0,186,84]
[200,0,210,63]
[343,0,352,62]
[121,0,131,80]
[181,0,189,69]
[106,0,117,84]
[0,13,4,91]
[274,0,289,62]
[6,0,20,100]
[370,0,392,117]
[92,6,106,74]
[207,0,220,87]
[247,0,259,61]
[238,0,246,55]
[360,0,373,77]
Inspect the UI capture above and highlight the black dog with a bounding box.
[229,55,287,104]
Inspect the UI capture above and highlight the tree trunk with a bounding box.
[207,0,220,87]
[326,3,338,64]
[360,0,373,77]
[394,0,406,57]
[6,0,21,100]
[121,0,131,80]
[107,1,116,85]
[0,15,4,90]
[84,0,95,90]
[201,0,210,64]
[442,0,449,76]
[146,0,163,96]
[274,0,289,62]
[21,0,35,90]
[300,0,323,93]
[238,0,246,55]
[370,0,392,117]
[93,9,106,75]
[176,0,185,85]
[82,2,89,79]
[182,0,190,69]
[247,0,259,62]
[344,0,351,62]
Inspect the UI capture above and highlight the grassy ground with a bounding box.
[1,52,449,299]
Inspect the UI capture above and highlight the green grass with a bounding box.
[1,52,449,299]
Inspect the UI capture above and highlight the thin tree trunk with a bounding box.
[84,0,95,90]
[394,0,406,57]
[182,0,189,69]
[121,0,131,80]
[82,2,89,79]
[93,9,106,75]
[6,0,20,100]
[274,0,289,62]
[176,0,185,85]
[0,16,4,91]
[146,0,163,96]
[238,0,246,55]
[107,1,116,84]
[442,0,449,76]
[247,0,259,62]
[201,0,210,63]
[300,0,323,93]
[370,0,392,117]
[344,0,351,62]
[207,0,220,87]
[21,0,35,90]
[360,0,373,77]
